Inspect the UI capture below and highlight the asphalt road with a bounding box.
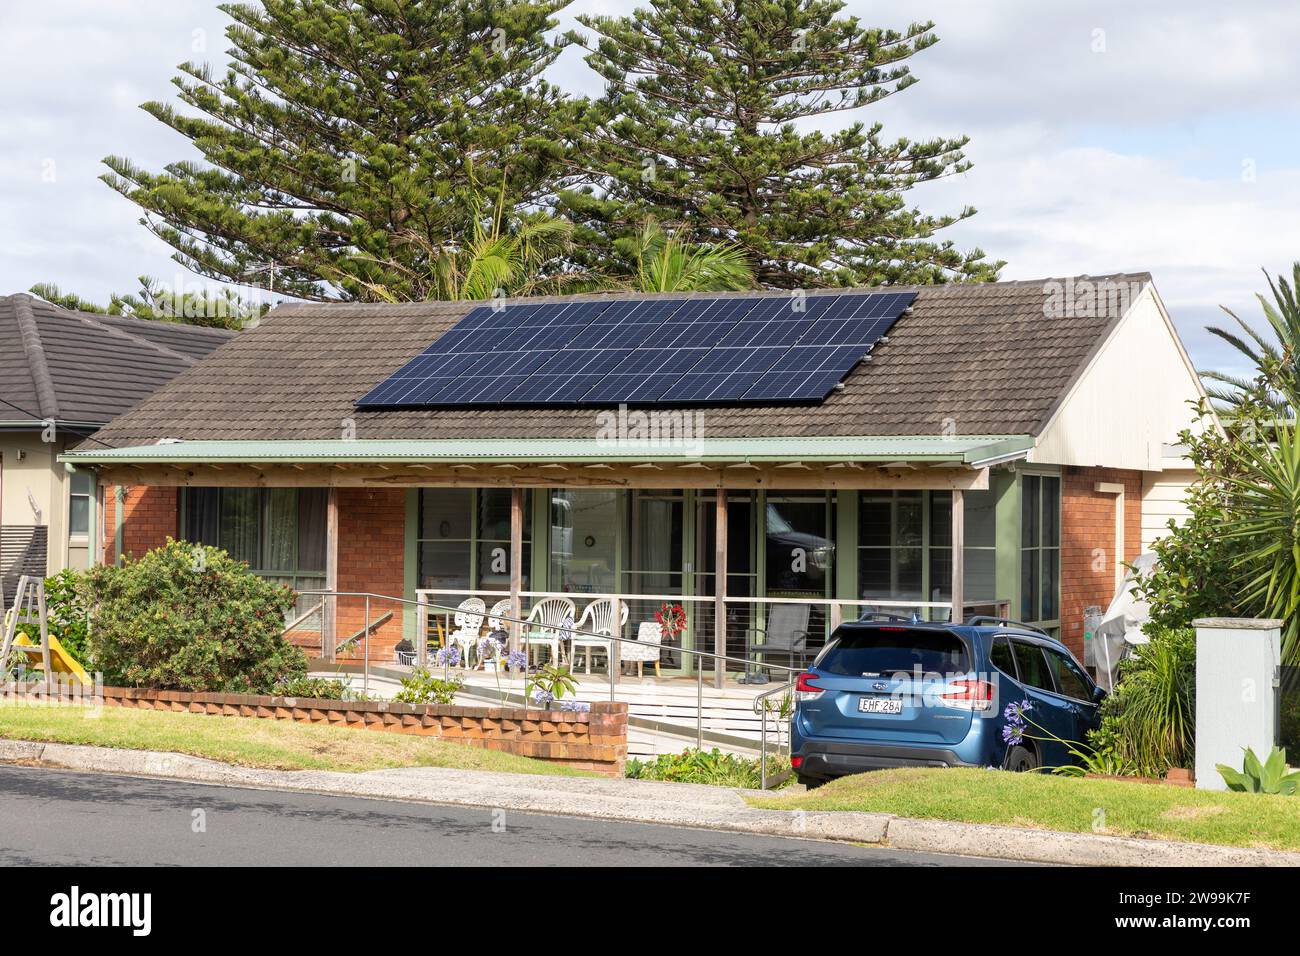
[0,765,1013,866]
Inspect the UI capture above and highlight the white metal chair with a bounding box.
[523,596,576,667]
[623,620,663,679]
[448,598,486,668]
[570,599,629,674]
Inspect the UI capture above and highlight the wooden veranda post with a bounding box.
[323,487,339,661]
[951,488,964,624]
[510,487,523,652]
[714,489,727,688]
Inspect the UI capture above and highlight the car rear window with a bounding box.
[819,628,970,676]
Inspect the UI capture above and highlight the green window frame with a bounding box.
[416,489,532,593]
[1019,474,1061,627]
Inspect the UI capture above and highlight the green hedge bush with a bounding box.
[83,539,306,693]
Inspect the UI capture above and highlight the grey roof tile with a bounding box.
[0,293,236,427]
[86,275,1151,447]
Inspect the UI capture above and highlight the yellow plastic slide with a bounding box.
[12,631,92,685]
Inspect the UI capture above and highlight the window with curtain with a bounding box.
[417,489,531,592]
[181,488,328,594]
[1020,475,1061,624]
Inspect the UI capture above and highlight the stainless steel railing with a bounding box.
[293,589,803,755]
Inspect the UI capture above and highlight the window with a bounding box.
[1044,647,1093,701]
[989,636,1017,679]
[68,472,92,537]
[858,489,998,615]
[1011,640,1053,692]
[819,629,970,676]
[418,489,532,592]
[767,494,834,595]
[550,489,615,592]
[181,488,328,594]
[1020,475,1061,624]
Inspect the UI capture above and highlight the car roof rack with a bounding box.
[964,615,1049,636]
[857,610,923,624]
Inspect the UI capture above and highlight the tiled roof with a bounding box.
[85,275,1151,447]
[0,293,235,427]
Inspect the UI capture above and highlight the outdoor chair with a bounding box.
[569,599,629,674]
[523,596,576,667]
[447,598,486,668]
[622,621,663,679]
[744,603,812,681]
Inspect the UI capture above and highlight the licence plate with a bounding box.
[858,696,902,714]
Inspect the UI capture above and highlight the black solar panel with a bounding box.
[354,290,915,409]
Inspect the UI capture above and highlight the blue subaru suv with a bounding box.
[789,617,1104,787]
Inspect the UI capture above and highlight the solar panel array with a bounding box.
[355,291,915,409]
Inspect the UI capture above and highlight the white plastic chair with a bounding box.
[523,596,576,667]
[448,598,486,668]
[570,599,629,674]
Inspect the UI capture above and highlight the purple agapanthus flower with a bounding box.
[505,650,528,672]
[558,699,591,713]
[434,645,461,668]
[1003,699,1033,722]
[477,637,502,661]
[531,689,556,707]
[1001,722,1024,744]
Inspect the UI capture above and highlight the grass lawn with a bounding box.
[0,703,590,777]
[750,768,1300,851]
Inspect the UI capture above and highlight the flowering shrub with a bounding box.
[82,539,305,693]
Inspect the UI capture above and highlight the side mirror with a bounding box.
[1092,684,1107,704]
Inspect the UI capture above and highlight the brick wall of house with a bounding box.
[102,485,179,564]
[335,488,407,663]
[1059,466,1143,658]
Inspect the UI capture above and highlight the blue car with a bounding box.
[790,617,1104,787]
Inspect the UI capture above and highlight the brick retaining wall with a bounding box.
[81,686,627,776]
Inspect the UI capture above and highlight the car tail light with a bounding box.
[794,671,824,702]
[790,755,804,769]
[942,679,994,711]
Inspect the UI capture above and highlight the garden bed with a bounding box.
[1,683,627,775]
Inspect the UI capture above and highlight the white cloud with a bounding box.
[1,0,1297,377]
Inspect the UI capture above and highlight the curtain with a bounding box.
[219,489,260,566]
[297,489,328,572]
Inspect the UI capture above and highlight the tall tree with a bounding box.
[1203,262,1300,414]
[563,0,1000,287]
[102,0,578,302]
[29,278,261,330]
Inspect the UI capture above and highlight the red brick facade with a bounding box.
[102,485,179,564]
[1059,466,1142,657]
[336,488,407,662]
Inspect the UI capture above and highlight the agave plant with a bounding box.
[1217,746,1300,795]
[1202,263,1300,413]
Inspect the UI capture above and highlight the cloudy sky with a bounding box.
[3,0,1299,378]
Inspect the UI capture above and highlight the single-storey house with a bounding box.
[0,293,233,602]
[62,273,1208,680]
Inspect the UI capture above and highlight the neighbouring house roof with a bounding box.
[0,293,236,429]
[80,274,1152,450]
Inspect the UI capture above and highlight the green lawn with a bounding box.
[751,768,1300,851]
[0,703,590,776]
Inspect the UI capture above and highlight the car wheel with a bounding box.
[1006,744,1039,772]
[796,774,825,790]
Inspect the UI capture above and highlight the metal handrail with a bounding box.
[296,589,801,748]
[753,679,796,790]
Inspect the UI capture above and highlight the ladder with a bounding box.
[0,575,52,689]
